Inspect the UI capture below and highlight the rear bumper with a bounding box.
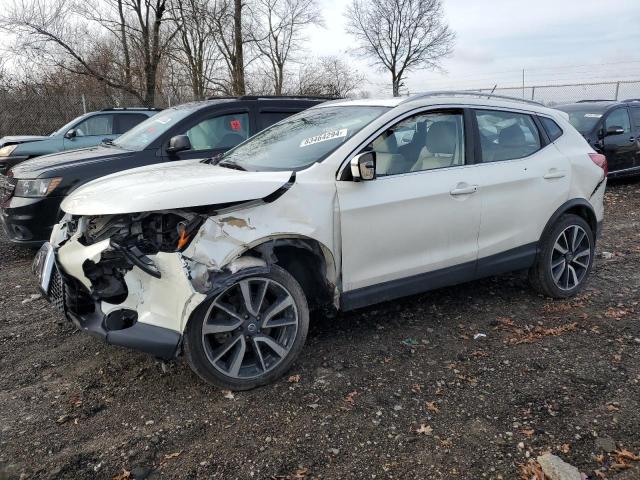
[46,261,182,360]
[1,195,63,245]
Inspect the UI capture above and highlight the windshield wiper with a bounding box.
[217,159,247,171]
[101,138,115,146]
[203,153,224,165]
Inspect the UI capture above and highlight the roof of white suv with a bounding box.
[321,92,556,116]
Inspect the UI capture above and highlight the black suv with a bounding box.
[1,96,328,245]
[556,99,640,177]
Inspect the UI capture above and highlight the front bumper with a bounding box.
[45,260,182,360]
[1,195,64,245]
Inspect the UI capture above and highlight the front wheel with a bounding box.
[529,214,595,298]
[184,265,309,390]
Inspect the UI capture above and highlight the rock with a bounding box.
[328,448,340,455]
[131,466,153,479]
[595,436,616,453]
[21,294,41,304]
[537,453,582,480]
[601,251,614,259]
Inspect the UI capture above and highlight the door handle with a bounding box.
[629,137,636,142]
[450,184,478,195]
[543,170,566,179]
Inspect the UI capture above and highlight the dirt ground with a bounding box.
[1,181,639,480]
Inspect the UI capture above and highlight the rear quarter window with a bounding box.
[539,117,563,141]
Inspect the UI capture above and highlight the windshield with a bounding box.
[556,105,607,134]
[218,105,390,171]
[112,108,193,150]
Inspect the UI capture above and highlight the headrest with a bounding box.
[426,121,456,155]
[498,124,525,147]
[372,131,398,154]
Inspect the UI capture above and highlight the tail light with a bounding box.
[589,153,608,177]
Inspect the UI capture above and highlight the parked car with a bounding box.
[36,92,607,390]
[1,96,328,245]
[0,107,159,175]
[556,99,640,177]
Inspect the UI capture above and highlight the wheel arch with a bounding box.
[539,198,598,250]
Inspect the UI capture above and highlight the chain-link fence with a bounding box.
[0,92,195,138]
[3,80,640,138]
[473,80,640,106]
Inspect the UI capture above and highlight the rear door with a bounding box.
[601,106,636,172]
[471,108,570,274]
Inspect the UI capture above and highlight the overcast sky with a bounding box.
[0,0,638,97]
[308,0,640,95]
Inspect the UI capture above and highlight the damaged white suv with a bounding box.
[36,92,607,390]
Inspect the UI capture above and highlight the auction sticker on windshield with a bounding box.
[300,129,348,147]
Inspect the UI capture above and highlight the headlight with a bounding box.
[14,178,62,197]
[0,145,17,157]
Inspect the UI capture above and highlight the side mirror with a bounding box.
[604,125,625,137]
[167,135,192,154]
[64,129,76,139]
[350,151,376,181]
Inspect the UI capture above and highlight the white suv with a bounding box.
[36,92,607,390]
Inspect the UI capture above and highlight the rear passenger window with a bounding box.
[115,114,149,134]
[539,117,563,141]
[475,110,541,162]
[259,112,294,130]
[605,108,631,134]
[630,108,640,128]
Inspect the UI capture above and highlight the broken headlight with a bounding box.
[84,211,203,254]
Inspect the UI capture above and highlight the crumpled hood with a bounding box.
[10,145,132,178]
[0,135,49,147]
[61,159,293,215]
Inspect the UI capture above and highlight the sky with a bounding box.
[0,0,638,98]
[307,0,640,96]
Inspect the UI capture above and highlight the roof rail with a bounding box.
[100,107,162,111]
[622,98,640,103]
[576,99,615,103]
[206,95,338,101]
[400,90,545,107]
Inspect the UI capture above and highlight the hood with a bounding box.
[10,145,133,178]
[61,159,293,215]
[0,135,49,147]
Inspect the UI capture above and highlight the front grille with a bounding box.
[0,175,15,204]
[49,267,65,312]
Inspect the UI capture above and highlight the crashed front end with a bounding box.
[37,209,211,359]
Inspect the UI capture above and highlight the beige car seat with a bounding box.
[411,121,458,171]
[373,132,407,176]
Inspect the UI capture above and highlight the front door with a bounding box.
[337,109,481,304]
[167,111,252,161]
[63,114,117,150]
[601,106,636,172]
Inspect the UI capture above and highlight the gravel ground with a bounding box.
[1,181,639,480]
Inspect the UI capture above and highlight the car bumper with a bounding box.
[40,231,206,360]
[42,254,183,360]
[0,195,64,245]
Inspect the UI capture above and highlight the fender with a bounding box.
[537,198,597,253]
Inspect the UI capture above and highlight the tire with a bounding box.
[184,265,309,390]
[529,214,595,299]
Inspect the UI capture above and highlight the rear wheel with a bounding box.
[529,214,594,298]
[184,265,309,390]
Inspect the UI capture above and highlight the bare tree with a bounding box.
[345,0,454,96]
[294,56,363,98]
[251,0,322,95]
[209,0,249,95]
[0,0,178,106]
[170,0,229,98]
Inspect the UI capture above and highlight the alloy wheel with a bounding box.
[550,224,591,291]
[201,278,299,380]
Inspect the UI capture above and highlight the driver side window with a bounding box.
[184,113,249,151]
[368,111,465,176]
[605,108,631,134]
[74,115,114,137]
